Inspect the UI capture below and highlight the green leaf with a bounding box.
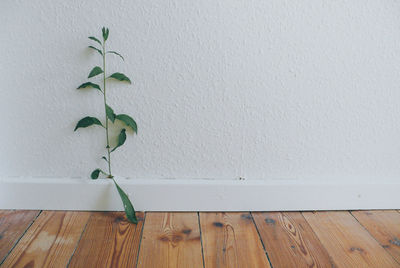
[102,27,109,41]
[91,169,101,179]
[88,36,102,46]
[115,114,137,133]
[77,82,101,91]
[74,116,103,131]
[88,45,103,56]
[88,66,103,78]
[108,73,131,83]
[107,51,124,61]
[112,178,138,223]
[106,104,116,123]
[111,129,126,152]
[101,156,108,162]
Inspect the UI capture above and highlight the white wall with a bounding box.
[1,0,400,181]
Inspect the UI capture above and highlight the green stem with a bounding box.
[102,41,112,178]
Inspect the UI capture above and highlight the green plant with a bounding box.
[75,27,138,223]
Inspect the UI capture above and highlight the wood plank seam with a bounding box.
[134,212,147,268]
[65,212,92,268]
[200,212,271,267]
[67,211,145,267]
[303,211,400,267]
[249,212,274,268]
[4,210,400,267]
[253,211,337,267]
[197,212,206,268]
[0,210,42,266]
[300,210,352,267]
[349,210,400,266]
[299,211,337,267]
[2,211,92,267]
[352,210,400,264]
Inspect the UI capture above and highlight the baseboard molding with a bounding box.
[0,177,399,211]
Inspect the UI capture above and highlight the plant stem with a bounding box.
[102,41,112,177]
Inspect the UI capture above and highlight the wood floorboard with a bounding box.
[351,210,400,264]
[68,211,145,268]
[303,211,400,268]
[2,210,400,268]
[0,210,40,264]
[1,211,90,268]
[137,212,203,268]
[253,212,336,268]
[200,212,271,268]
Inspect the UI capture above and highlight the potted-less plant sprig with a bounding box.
[75,27,138,223]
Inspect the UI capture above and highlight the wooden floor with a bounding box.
[1,210,400,267]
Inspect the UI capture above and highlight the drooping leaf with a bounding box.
[101,156,108,162]
[88,45,103,56]
[115,114,137,133]
[102,27,109,41]
[88,66,103,78]
[77,82,101,91]
[112,178,138,223]
[111,129,126,152]
[88,36,102,46]
[74,116,103,131]
[107,51,124,61]
[106,104,116,123]
[108,73,131,83]
[91,168,102,179]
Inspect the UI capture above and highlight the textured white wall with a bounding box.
[1,1,400,181]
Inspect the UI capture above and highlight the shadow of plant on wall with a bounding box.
[74,27,138,224]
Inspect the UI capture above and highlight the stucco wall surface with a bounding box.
[1,1,400,180]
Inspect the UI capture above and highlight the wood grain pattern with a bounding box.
[303,211,400,268]
[253,212,335,268]
[3,210,400,268]
[137,212,203,268]
[1,210,90,268]
[0,210,40,264]
[200,212,271,268]
[352,210,400,263]
[68,211,145,268]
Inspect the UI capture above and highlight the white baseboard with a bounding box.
[0,177,399,211]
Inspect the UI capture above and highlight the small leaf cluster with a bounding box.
[74,27,138,224]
